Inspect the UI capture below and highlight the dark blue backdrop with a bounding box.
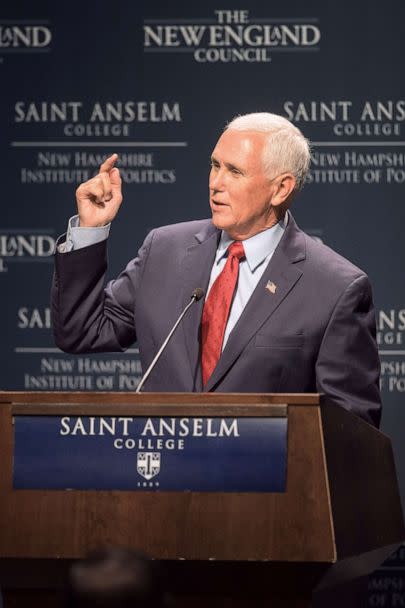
[1,1,404,603]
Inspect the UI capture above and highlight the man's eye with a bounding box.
[231,168,241,175]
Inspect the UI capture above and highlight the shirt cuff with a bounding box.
[58,215,111,252]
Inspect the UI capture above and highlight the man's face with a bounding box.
[209,129,277,240]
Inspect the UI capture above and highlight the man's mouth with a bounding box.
[211,199,227,207]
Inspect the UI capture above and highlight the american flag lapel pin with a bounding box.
[266,280,277,294]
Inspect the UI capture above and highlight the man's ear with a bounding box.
[270,173,296,207]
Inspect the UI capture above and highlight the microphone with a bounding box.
[135,288,205,393]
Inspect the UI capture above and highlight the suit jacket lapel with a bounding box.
[180,222,219,390]
[204,216,306,392]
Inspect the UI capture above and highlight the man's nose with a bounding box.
[209,168,225,191]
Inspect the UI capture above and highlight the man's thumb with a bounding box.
[110,167,121,188]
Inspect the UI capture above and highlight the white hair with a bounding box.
[226,112,311,190]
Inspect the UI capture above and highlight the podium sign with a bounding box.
[13,414,287,492]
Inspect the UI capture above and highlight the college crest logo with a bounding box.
[137,452,161,480]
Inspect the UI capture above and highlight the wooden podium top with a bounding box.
[0,390,321,415]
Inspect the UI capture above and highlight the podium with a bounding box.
[0,391,403,607]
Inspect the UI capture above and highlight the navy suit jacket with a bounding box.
[52,214,381,426]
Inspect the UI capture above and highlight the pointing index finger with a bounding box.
[99,153,118,175]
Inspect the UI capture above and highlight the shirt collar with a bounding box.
[215,212,288,272]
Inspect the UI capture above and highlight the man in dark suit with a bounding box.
[52,112,381,426]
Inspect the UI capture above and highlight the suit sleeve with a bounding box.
[51,230,155,353]
[315,274,382,427]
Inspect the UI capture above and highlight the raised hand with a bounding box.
[76,154,123,227]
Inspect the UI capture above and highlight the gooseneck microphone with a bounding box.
[135,288,205,393]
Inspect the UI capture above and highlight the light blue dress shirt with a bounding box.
[62,214,287,348]
[61,215,111,251]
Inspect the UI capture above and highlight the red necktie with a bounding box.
[201,241,245,386]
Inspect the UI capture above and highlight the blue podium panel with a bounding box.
[13,415,287,492]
